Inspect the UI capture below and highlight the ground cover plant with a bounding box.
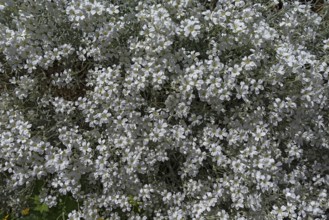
[0,0,329,219]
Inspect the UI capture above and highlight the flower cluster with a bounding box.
[1,0,329,219]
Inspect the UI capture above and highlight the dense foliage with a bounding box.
[1,0,329,219]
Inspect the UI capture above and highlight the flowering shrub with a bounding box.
[1,0,329,219]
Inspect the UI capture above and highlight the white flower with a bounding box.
[323,39,329,50]
[0,4,5,11]
[228,19,246,33]
[271,205,289,220]
[182,17,201,38]
[253,126,267,142]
